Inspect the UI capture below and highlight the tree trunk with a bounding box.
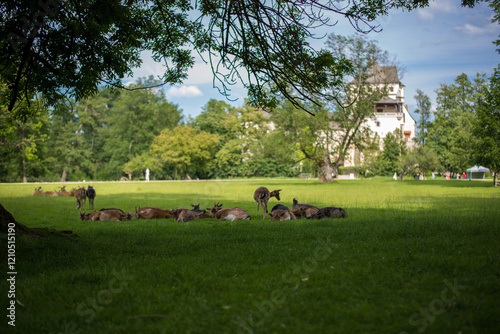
[61,168,68,182]
[22,155,27,183]
[318,157,334,183]
[0,203,40,239]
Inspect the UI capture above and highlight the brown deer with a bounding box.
[189,204,215,219]
[80,211,101,221]
[74,187,86,210]
[214,207,251,222]
[291,206,319,219]
[307,207,348,219]
[292,198,318,210]
[173,208,197,222]
[59,186,74,197]
[135,207,174,219]
[32,187,43,196]
[195,210,214,219]
[291,198,319,218]
[80,209,131,222]
[269,204,296,221]
[253,187,281,219]
[269,209,296,221]
[208,202,223,215]
[99,209,132,221]
[44,189,60,196]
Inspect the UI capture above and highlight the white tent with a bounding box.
[466,165,490,180]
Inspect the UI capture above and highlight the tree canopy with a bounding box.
[473,66,500,185]
[0,0,480,117]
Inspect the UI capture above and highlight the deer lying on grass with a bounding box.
[189,204,214,219]
[307,207,348,219]
[291,198,319,218]
[80,209,131,221]
[172,208,197,222]
[208,202,223,215]
[214,207,251,222]
[74,187,86,210]
[86,186,96,210]
[291,207,319,218]
[100,208,125,214]
[32,187,43,196]
[44,189,60,196]
[269,204,296,221]
[135,206,174,219]
[59,186,74,197]
[292,198,318,210]
[253,187,281,219]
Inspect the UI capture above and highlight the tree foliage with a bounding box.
[0,83,49,182]
[427,73,488,174]
[372,128,406,175]
[1,0,478,117]
[398,145,439,179]
[150,126,219,179]
[414,89,432,145]
[473,66,500,185]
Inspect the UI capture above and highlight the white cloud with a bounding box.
[417,0,459,21]
[455,23,497,35]
[166,85,203,97]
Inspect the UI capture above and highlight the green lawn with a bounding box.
[1,179,499,334]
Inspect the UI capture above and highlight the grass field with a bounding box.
[0,179,499,334]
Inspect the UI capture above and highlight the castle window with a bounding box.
[376,121,380,127]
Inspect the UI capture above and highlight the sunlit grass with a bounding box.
[0,179,499,333]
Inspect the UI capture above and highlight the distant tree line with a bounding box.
[1,69,498,183]
[406,70,500,183]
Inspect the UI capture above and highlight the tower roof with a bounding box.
[366,60,400,85]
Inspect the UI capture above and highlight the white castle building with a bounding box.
[365,61,416,143]
[261,61,416,169]
[344,61,416,167]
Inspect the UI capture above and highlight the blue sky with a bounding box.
[130,0,498,121]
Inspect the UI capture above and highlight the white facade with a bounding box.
[344,62,417,167]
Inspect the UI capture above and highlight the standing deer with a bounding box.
[86,186,96,210]
[74,187,86,210]
[253,187,281,219]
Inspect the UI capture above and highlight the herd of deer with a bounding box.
[75,186,347,223]
[33,185,96,210]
